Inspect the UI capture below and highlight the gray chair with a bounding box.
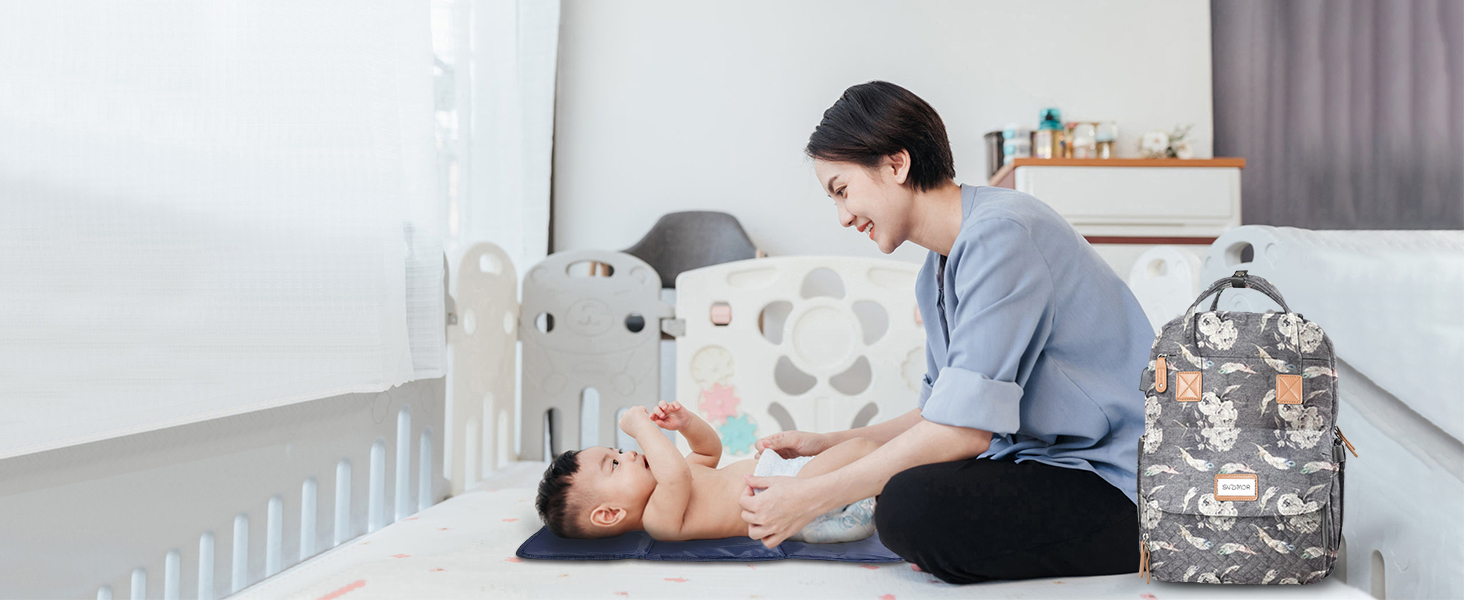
[623,211,763,289]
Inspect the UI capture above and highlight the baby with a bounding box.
[535,400,878,541]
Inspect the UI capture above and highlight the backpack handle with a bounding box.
[1187,270,1292,315]
[1186,271,1302,355]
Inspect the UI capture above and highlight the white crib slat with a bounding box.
[163,549,180,600]
[198,532,214,600]
[265,495,283,577]
[97,585,112,600]
[334,459,352,547]
[395,408,412,522]
[418,429,433,512]
[231,514,248,593]
[300,477,318,559]
[129,568,144,600]
[368,439,386,532]
[464,420,479,489]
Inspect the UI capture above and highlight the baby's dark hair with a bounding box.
[535,449,589,538]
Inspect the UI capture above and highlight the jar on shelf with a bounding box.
[1070,122,1098,159]
[1033,108,1064,160]
[1095,121,1118,159]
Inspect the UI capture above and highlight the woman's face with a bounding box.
[813,153,915,254]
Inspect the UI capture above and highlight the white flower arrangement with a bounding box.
[1139,124,1195,159]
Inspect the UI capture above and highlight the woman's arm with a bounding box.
[739,417,991,548]
[756,408,924,459]
[822,407,923,445]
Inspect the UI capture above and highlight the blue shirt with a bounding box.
[916,184,1151,502]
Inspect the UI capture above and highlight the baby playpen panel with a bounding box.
[517,250,674,460]
[673,257,927,457]
[447,242,521,493]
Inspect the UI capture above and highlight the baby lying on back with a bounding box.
[535,400,878,541]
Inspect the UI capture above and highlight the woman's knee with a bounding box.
[874,463,954,550]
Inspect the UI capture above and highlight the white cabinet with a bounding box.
[989,158,1244,277]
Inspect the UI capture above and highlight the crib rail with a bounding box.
[0,379,446,599]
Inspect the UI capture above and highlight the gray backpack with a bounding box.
[1137,271,1356,584]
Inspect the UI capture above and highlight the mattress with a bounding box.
[1201,227,1464,441]
[236,462,1371,599]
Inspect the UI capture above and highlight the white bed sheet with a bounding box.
[237,462,1372,600]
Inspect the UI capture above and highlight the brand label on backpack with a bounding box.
[1214,474,1259,501]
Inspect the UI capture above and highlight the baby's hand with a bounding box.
[650,401,693,431]
[618,405,656,437]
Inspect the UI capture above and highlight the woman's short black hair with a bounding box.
[805,81,956,192]
[535,449,588,538]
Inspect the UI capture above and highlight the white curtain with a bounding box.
[0,1,444,459]
[434,0,559,461]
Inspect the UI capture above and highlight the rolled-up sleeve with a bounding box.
[918,218,1054,435]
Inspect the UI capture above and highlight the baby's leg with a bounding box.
[796,437,880,479]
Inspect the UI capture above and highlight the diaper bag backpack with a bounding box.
[1137,271,1356,584]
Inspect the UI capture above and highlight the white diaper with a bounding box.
[752,452,877,544]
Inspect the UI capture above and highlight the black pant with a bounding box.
[875,457,1138,584]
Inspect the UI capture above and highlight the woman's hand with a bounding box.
[754,430,831,459]
[738,475,829,548]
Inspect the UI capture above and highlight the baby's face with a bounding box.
[576,446,657,511]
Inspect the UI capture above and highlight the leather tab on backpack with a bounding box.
[1155,356,1167,393]
[1277,374,1303,405]
[1176,371,1201,401]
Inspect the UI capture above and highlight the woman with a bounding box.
[737,81,1152,583]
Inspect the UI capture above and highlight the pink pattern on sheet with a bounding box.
[502,518,518,522]
[314,579,364,600]
[390,554,410,559]
[613,593,628,597]
[664,578,689,583]
[1140,595,1158,600]
[860,565,879,570]
[430,568,445,572]
[879,595,896,600]
[505,557,523,563]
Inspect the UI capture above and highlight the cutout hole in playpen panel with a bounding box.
[1224,242,1254,267]
[759,301,792,344]
[767,402,797,432]
[800,268,845,300]
[462,309,477,335]
[544,410,554,459]
[503,311,516,335]
[774,356,817,396]
[851,402,879,429]
[567,260,614,278]
[478,252,502,275]
[829,356,872,395]
[1370,549,1385,599]
[581,388,600,449]
[536,312,554,333]
[625,313,645,333]
[852,300,888,344]
[1145,259,1168,279]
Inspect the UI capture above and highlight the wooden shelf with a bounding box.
[989,157,1246,188]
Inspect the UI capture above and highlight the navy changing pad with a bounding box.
[516,527,903,563]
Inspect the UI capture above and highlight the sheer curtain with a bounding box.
[433,0,560,461]
[0,0,444,459]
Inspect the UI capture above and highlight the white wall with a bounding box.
[553,0,1214,262]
